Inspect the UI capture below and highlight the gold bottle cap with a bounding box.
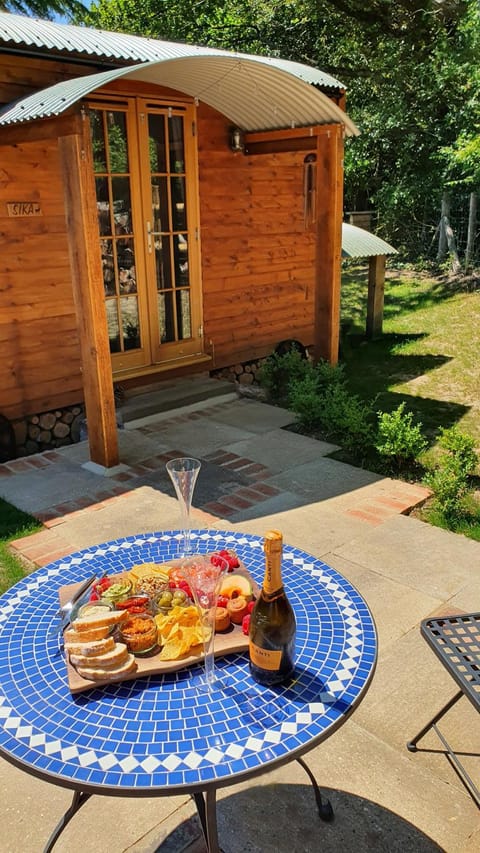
[264,529,283,554]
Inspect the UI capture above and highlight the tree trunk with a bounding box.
[465,191,477,271]
[437,192,449,261]
[445,217,462,274]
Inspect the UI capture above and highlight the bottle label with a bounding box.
[249,641,282,671]
[263,530,283,595]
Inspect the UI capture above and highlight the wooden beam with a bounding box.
[244,124,339,155]
[313,124,344,364]
[58,113,119,468]
[366,255,386,339]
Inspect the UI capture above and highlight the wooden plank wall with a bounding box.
[0,134,82,420]
[197,104,316,368]
[0,55,97,420]
[0,53,98,107]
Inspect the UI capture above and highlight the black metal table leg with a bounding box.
[43,790,91,853]
[296,756,334,821]
[193,790,221,853]
[407,690,463,751]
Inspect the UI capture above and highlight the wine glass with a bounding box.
[181,554,229,693]
[166,457,201,557]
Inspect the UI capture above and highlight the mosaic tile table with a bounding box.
[0,530,377,852]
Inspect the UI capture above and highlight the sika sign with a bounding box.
[7,201,42,217]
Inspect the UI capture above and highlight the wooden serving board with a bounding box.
[58,561,258,694]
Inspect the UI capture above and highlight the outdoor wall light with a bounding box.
[229,127,245,152]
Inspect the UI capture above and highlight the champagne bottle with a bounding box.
[249,530,296,686]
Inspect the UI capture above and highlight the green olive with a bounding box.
[172,589,187,602]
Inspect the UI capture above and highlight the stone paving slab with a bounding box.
[267,456,383,502]
[199,398,296,432]
[333,513,480,601]
[324,554,443,652]
[225,428,340,474]
[353,623,480,792]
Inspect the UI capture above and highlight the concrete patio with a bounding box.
[0,394,479,852]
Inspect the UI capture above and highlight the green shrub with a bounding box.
[257,346,312,405]
[288,373,324,431]
[424,426,478,520]
[289,365,375,456]
[375,403,428,472]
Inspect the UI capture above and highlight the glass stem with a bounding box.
[202,608,216,687]
[179,497,191,556]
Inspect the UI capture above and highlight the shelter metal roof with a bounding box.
[0,12,359,135]
[342,223,397,258]
[0,55,359,135]
[0,12,345,91]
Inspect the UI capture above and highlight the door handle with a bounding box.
[146,220,152,254]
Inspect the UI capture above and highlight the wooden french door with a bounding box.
[88,96,203,376]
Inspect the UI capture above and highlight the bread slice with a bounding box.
[69,642,129,669]
[71,610,128,633]
[64,625,111,643]
[65,635,115,657]
[76,653,137,682]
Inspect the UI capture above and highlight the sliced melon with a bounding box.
[220,573,253,601]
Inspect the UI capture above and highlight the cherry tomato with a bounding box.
[169,568,186,586]
[247,600,256,614]
[217,595,229,609]
[242,614,251,635]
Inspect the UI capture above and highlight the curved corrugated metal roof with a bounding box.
[342,223,397,258]
[0,11,345,92]
[0,52,360,135]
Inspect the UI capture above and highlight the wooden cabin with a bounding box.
[0,12,359,468]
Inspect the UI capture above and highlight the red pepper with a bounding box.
[116,597,149,610]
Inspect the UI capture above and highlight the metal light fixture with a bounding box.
[229,127,245,152]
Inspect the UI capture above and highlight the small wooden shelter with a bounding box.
[0,12,359,467]
[341,223,398,339]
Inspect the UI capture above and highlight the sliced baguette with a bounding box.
[65,635,116,657]
[71,610,128,633]
[69,642,129,669]
[76,654,137,682]
[64,625,111,643]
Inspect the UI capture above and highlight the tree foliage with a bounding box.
[79,0,480,260]
[2,0,86,19]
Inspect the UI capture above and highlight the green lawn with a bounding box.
[0,499,42,595]
[340,264,480,452]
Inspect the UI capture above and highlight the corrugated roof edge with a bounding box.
[342,223,398,258]
[0,11,346,93]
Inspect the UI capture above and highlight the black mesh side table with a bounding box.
[407,612,480,807]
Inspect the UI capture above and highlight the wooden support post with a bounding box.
[58,114,119,468]
[366,255,386,340]
[313,125,344,364]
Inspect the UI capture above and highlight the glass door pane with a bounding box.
[90,107,141,356]
[147,111,192,347]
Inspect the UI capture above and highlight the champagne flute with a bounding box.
[181,554,229,693]
[166,457,201,557]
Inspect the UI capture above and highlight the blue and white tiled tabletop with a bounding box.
[0,530,376,794]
